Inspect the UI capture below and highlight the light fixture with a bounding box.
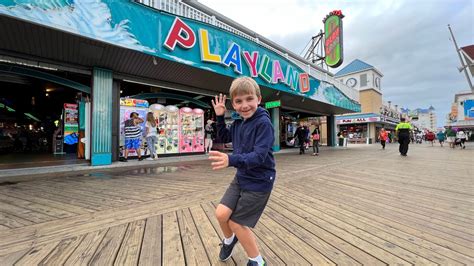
[301,97,305,102]
[276,91,280,96]
[45,93,49,97]
[152,56,158,65]
[120,90,123,94]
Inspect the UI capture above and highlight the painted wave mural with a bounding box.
[0,0,155,53]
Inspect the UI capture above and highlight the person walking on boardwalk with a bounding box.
[436,129,446,147]
[395,117,412,156]
[445,126,456,148]
[378,128,388,149]
[294,122,309,154]
[311,126,321,156]
[209,77,274,266]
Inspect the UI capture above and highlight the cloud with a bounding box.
[201,0,473,126]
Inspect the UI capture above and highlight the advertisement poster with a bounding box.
[63,103,78,145]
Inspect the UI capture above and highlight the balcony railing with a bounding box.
[135,0,359,102]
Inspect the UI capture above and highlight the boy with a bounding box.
[209,77,275,266]
[122,112,144,162]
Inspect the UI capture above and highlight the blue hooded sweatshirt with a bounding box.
[216,107,276,192]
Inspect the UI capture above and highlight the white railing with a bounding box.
[136,0,359,102]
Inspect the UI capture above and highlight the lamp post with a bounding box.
[448,24,473,91]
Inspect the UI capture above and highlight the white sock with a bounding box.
[249,254,264,265]
[224,233,235,245]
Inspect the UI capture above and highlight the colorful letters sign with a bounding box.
[323,10,344,68]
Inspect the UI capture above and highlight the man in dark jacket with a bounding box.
[294,122,309,154]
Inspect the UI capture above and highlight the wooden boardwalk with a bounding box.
[0,143,472,265]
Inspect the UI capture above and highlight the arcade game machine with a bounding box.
[192,108,204,152]
[119,98,149,158]
[179,107,193,153]
[63,103,79,154]
[149,103,166,155]
[165,105,179,154]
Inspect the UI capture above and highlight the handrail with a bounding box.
[135,0,359,102]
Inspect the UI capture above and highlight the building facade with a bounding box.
[0,0,360,168]
[321,59,401,144]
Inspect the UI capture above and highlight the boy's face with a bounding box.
[231,92,261,120]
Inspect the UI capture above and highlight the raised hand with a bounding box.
[211,93,227,116]
[208,150,229,170]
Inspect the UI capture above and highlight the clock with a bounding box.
[346,78,357,88]
[375,77,380,88]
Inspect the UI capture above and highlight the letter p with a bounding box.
[164,17,196,51]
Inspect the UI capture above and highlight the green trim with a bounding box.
[0,63,91,94]
[131,92,211,108]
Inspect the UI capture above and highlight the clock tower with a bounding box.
[334,59,383,113]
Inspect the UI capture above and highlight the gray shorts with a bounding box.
[220,178,272,228]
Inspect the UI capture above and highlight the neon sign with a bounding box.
[323,10,344,68]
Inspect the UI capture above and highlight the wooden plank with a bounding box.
[201,202,247,265]
[115,220,146,265]
[89,223,128,265]
[162,211,185,265]
[270,190,414,265]
[252,218,313,265]
[64,229,108,265]
[264,202,383,265]
[274,187,473,265]
[0,190,91,216]
[0,248,31,265]
[39,235,85,265]
[189,205,235,266]
[0,187,225,256]
[260,211,363,265]
[288,183,474,255]
[139,215,162,266]
[14,241,60,265]
[0,192,75,219]
[177,208,210,265]
[0,212,33,229]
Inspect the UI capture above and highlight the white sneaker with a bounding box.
[146,157,154,161]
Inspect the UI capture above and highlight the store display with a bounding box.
[165,105,179,154]
[192,108,204,152]
[179,107,194,153]
[119,98,149,158]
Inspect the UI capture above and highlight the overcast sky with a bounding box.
[199,0,473,126]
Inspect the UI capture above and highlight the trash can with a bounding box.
[338,137,344,147]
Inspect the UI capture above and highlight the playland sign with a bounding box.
[163,17,311,94]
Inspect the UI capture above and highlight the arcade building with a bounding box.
[0,0,360,169]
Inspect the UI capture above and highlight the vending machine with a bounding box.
[179,107,194,153]
[165,105,179,154]
[149,103,166,155]
[192,108,205,152]
[119,98,149,158]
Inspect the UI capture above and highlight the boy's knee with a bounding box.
[215,207,231,223]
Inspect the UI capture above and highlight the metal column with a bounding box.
[91,68,113,166]
[271,107,280,152]
[327,115,336,147]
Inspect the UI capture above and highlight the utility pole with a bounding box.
[448,24,473,91]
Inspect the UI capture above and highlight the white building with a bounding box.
[401,106,437,131]
[447,91,474,129]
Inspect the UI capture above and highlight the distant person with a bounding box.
[204,119,216,153]
[456,129,466,149]
[311,126,321,156]
[426,131,435,146]
[436,129,446,147]
[395,117,412,156]
[145,112,158,160]
[294,122,309,154]
[209,77,274,265]
[378,128,388,149]
[445,126,456,148]
[122,112,144,162]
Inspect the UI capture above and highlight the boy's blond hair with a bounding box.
[229,77,261,99]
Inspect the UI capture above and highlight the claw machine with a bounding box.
[150,103,166,155]
[165,105,179,154]
[192,108,205,152]
[119,98,149,158]
[179,107,194,153]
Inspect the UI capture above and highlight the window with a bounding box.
[360,74,367,87]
